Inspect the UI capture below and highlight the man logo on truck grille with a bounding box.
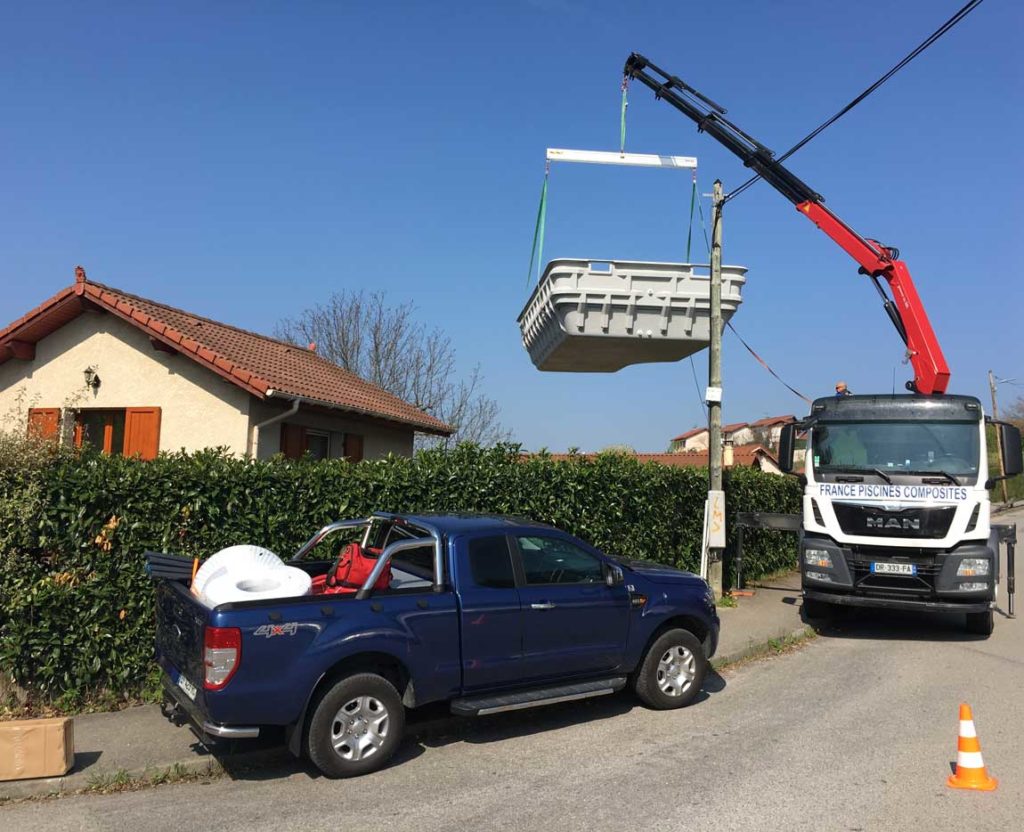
[866,516,921,531]
[254,623,299,638]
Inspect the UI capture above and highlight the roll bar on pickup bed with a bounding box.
[288,513,446,598]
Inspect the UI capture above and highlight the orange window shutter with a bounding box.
[27,408,61,441]
[343,433,364,462]
[280,423,306,459]
[124,408,161,460]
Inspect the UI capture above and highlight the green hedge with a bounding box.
[0,444,799,707]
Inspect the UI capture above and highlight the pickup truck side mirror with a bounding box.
[998,423,1023,478]
[603,563,625,587]
[778,424,796,474]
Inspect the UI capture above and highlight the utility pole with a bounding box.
[989,370,1009,504]
[706,179,725,598]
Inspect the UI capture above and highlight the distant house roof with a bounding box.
[722,422,750,435]
[670,426,708,442]
[0,268,452,435]
[541,444,778,469]
[750,414,796,428]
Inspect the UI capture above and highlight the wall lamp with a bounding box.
[83,366,101,393]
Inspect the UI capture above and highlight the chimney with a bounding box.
[723,437,734,468]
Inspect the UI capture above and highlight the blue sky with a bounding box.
[2,1,1021,451]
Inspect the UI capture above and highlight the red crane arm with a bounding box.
[624,53,951,394]
[797,201,950,394]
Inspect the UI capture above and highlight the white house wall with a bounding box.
[248,398,415,460]
[0,311,251,453]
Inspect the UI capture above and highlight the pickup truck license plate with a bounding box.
[871,562,916,576]
[177,673,198,701]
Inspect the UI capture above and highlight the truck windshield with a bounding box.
[811,420,979,479]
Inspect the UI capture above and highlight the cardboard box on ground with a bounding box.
[0,717,74,781]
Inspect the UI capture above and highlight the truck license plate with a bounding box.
[871,562,916,576]
[177,673,198,701]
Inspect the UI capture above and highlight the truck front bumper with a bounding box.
[802,589,991,614]
[800,535,997,612]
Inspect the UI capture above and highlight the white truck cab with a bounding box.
[778,394,1022,636]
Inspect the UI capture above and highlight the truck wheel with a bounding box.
[965,610,994,637]
[307,673,405,778]
[633,628,706,710]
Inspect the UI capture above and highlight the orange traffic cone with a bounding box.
[947,703,997,791]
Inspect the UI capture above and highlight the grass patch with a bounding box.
[712,626,818,672]
[29,761,223,800]
[83,762,221,795]
[716,595,738,608]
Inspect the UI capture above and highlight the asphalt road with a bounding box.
[5,521,1023,831]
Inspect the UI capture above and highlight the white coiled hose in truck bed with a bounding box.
[192,545,312,606]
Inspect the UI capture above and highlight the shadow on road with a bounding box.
[802,605,991,643]
[214,670,728,782]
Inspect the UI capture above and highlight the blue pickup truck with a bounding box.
[156,512,719,777]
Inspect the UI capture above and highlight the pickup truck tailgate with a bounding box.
[155,581,207,695]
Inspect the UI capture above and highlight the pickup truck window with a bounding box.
[468,536,515,589]
[390,544,435,583]
[516,536,604,585]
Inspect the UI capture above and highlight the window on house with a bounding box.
[305,430,330,461]
[281,422,364,462]
[71,408,161,459]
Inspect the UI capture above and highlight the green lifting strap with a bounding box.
[620,79,629,155]
[526,166,550,286]
[686,174,697,261]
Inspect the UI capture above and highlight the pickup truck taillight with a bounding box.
[204,626,241,690]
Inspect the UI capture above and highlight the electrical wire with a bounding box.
[726,0,985,203]
[727,321,813,404]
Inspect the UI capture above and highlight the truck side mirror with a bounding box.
[603,563,625,587]
[778,424,796,474]
[999,423,1023,478]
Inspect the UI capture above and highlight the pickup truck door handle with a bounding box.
[530,602,556,610]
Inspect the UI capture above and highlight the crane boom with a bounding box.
[624,53,950,395]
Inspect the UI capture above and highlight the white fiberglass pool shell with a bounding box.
[518,259,747,372]
[192,545,312,607]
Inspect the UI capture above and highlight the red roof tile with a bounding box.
[0,277,451,435]
[750,414,796,428]
[540,444,777,469]
[721,422,750,434]
[670,426,708,442]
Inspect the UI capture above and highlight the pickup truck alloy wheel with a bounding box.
[633,628,706,710]
[656,645,695,697]
[307,673,405,778]
[331,695,389,761]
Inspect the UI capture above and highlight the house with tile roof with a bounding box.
[669,421,760,452]
[668,426,709,452]
[0,267,451,460]
[748,414,797,449]
[542,444,783,475]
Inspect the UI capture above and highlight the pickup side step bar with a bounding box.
[451,677,627,717]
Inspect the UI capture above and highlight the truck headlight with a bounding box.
[804,548,833,568]
[958,582,988,592]
[956,558,990,577]
[806,570,833,583]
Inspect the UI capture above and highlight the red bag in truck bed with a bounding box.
[312,543,391,595]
